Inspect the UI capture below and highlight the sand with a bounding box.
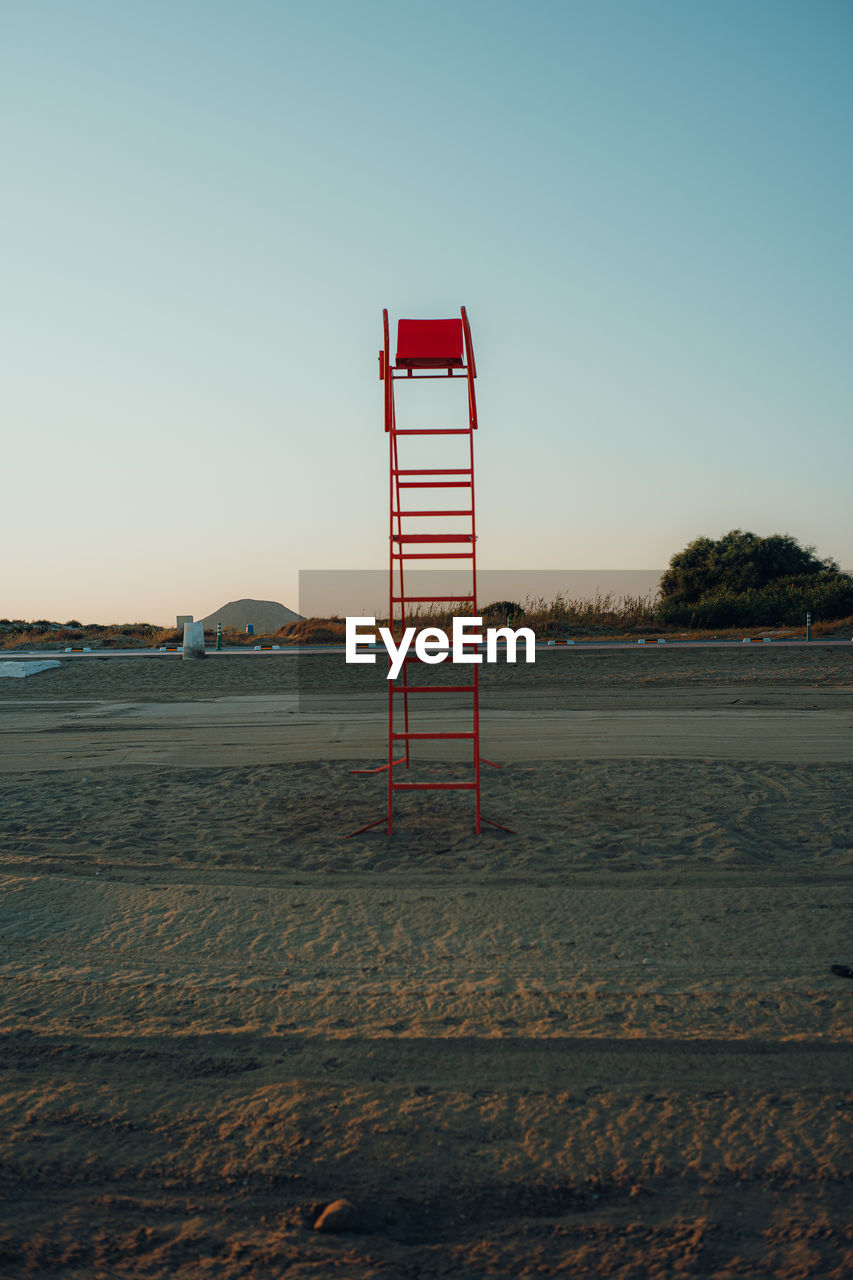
[1,646,852,1277]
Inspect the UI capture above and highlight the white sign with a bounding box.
[345,616,536,680]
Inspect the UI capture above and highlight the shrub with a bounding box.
[655,573,853,628]
[481,601,524,624]
[660,530,841,604]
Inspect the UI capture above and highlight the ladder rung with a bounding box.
[392,595,475,604]
[392,533,472,543]
[394,468,472,475]
[394,655,473,665]
[393,429,471,436]
[392,551,474,560]
[397,481,472,488]
[392,510,473,518]
[392,732,476,741]
[392,781,478,791]
[398,652,477,662]
[392,685,475,693]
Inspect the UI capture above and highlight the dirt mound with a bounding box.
[199,598,303,633]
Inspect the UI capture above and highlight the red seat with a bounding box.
[396,318,464,369]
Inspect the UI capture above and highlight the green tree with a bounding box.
[657,530,853,627]
[659,530,839,604]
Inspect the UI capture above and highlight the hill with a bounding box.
[199,599,304,633]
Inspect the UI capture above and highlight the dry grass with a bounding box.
[2,603,850,651]
[0,622,170,651]
[517,590,658,636]
[275,619,347,645]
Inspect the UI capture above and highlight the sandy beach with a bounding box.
[1,646,852,1277]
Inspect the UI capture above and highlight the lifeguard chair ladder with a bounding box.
[350,307,511,836]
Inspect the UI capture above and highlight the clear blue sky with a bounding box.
[3,0,851,623]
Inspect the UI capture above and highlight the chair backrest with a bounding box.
[396,318,464,369]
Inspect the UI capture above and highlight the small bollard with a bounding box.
[216,622,222,651]
[806,612,811,642]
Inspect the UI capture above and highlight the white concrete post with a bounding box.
[182,621,206,660]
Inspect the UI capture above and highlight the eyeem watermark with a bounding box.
[346,616,536,680]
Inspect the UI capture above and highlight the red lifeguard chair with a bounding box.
[350,307,511,836]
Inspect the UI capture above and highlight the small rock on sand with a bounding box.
[313,1198,361,1233]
